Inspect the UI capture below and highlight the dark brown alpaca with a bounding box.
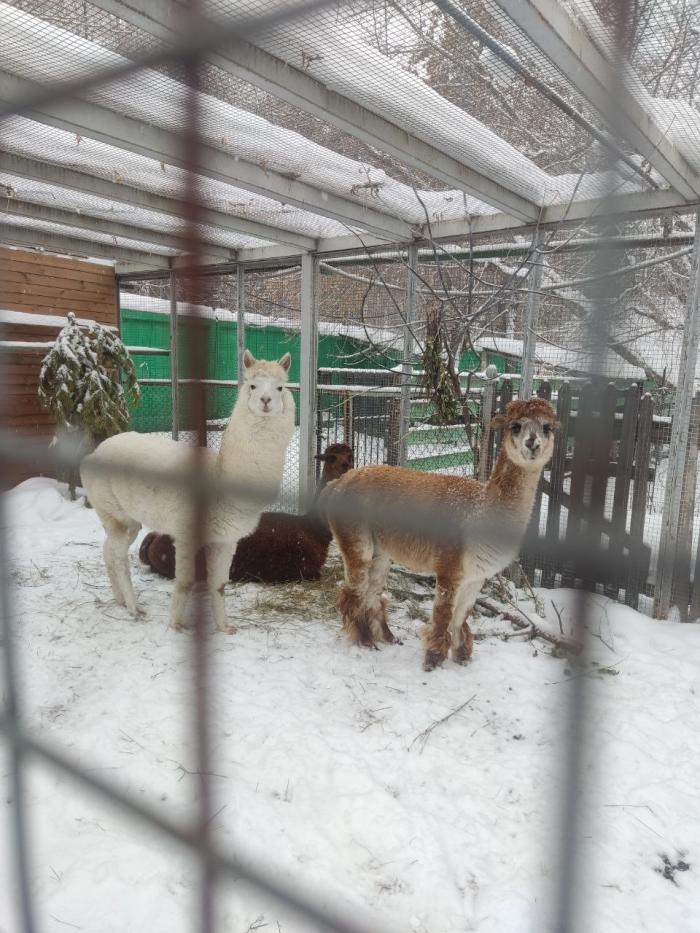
[139,443,353,584]
[322,399,558,671]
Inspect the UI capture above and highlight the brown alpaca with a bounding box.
[322,399,558,671]
[139,443,353,584]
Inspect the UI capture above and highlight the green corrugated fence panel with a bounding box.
[121,307,405,433]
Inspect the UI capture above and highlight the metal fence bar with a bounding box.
[0,720,381,933]
[299,253,320,508]
[655,213,700,617]
[0,3,697,932]
[0,493,37,933]
[237,263,246,381]
[552,5,633,927]
[170,268,180,441]
[520,230,544,398]
[175,15,216,928]
[398,243,418,467]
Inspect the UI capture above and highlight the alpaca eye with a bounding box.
[543,423,552,435]
[277,386,283,392]
[511,423,521,435]
[250,384,256,390]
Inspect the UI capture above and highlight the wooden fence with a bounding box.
[0,247,118,486]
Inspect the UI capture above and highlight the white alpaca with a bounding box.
[81,350,295,632]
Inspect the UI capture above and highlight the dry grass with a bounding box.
[241,554,432,626]
[245,556,346,622]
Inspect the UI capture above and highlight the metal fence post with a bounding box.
[169,268,179,440]
[236,263,246,380]
[299,254,319,509]
[521,230,544,398]
[655,213,700,617]
[399,242,418,466]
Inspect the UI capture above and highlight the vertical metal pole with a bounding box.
[521,230,544,398]
[0,494,37,933]
[299,254,319,509]
[169,268,179,441]
[655,213,700,617]
[399,243,418,467]
[236,263,246,382]
[113,272,122,337]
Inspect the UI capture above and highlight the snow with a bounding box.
[477,335,647,381]
[0,340,55,350]
[0,309,116,331]
[1,477,699,933]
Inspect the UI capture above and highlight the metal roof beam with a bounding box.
[491,0,700,199]
[0,224,171,269]
[237,186,700,263]
[0,72,413,242]
[1,198,235,263]
[0,153,314,252]
[85,0,541,223]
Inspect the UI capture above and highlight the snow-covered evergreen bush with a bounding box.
[38,313,140,497]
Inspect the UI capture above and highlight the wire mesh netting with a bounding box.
[2,1,700,933]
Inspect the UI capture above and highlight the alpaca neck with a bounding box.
[485,447,543,522]
[216,394,292,484]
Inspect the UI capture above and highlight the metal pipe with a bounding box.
[236,263,246,381]
[169,268,179,441]
[0,492,37,932]
[521,230,545,397]
[399,244,418,466]
[299,254,320,509]
[655,212,700,616]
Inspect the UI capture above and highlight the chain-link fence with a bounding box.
[115,223,699,618]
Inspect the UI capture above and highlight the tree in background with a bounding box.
[39,312,140,498]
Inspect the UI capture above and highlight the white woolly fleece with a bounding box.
[82,371,295,545]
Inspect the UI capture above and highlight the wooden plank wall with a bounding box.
[0,248,118,488]
[0,247,117,322]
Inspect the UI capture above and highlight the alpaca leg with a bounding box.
[120,521,143,616]
[171,538,197,632]
[333,526,375,648]
[103,529,125,606]
[207,543,237,635]
[104,520,142,617]
[366,549,397,644]
[450,580,482,665]
[423,570,461,672]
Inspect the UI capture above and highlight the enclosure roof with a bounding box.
[1,0,699,271]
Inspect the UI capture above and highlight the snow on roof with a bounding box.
[478,334,647,381]
[0,0,669,263]
[0,3,505,231]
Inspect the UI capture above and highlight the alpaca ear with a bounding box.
[490,413,507,431]
[314,453,329,462]
[243,349,255,370]
[278,353,291,372]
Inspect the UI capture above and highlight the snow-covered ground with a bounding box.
[1,478,699,933]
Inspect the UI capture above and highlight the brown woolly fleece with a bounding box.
[323,399,558,671]
[139,443,353,584]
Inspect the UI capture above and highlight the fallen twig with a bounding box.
[550,600,565,635]
[476,598,582,655]
[410,694,477,753]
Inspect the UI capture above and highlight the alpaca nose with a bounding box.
[525,433,539,450]
[261,395,271,407]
